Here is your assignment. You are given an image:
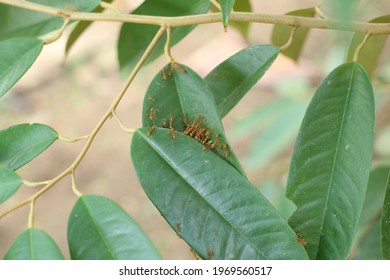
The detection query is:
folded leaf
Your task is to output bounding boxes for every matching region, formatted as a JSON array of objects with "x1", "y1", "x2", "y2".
[
  {"x1": 142, "y1": 63, "x2": 245, "y2": 175},
  {"x1": 67, "y1": 195, "x2": 161, "y2": 260},
  {"x1": 0, "y1": 37, "x2": 43, "y2": 98},
  {"x1": 4, "y1": 228, "x2": 64, "y2": 260},
  {"x1": 0, "y1": 123, "x2": 58, "y2": 170},
  {"x1": 131, "y1": 128, "x2": 308, "y2": 259},
  {"x1": 220, "y1": 0, "x2": 236, "y2": 27},
  {"x1": 287, "y1": 62, "x2": 375, "y2": 259}
]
